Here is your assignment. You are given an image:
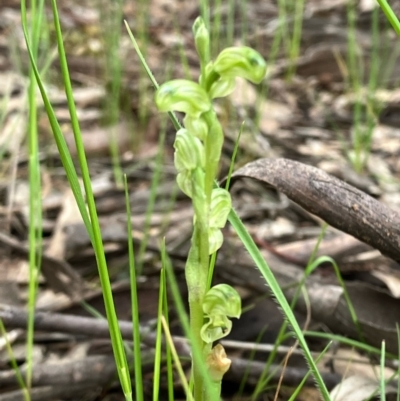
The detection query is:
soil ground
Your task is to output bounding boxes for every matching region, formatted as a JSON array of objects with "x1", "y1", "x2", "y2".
[{"x1": 1, "y1": 1, "x2": 400, "y2": 400}]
